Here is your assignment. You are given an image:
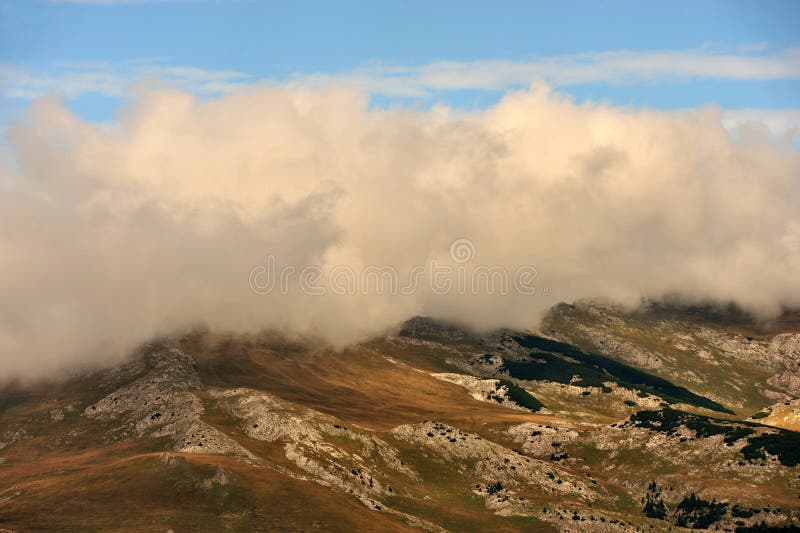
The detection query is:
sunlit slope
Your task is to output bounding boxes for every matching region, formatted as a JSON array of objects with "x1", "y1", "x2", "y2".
[{"x1": 1, "y1": 307, "x2": 798, "y2": 531}]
